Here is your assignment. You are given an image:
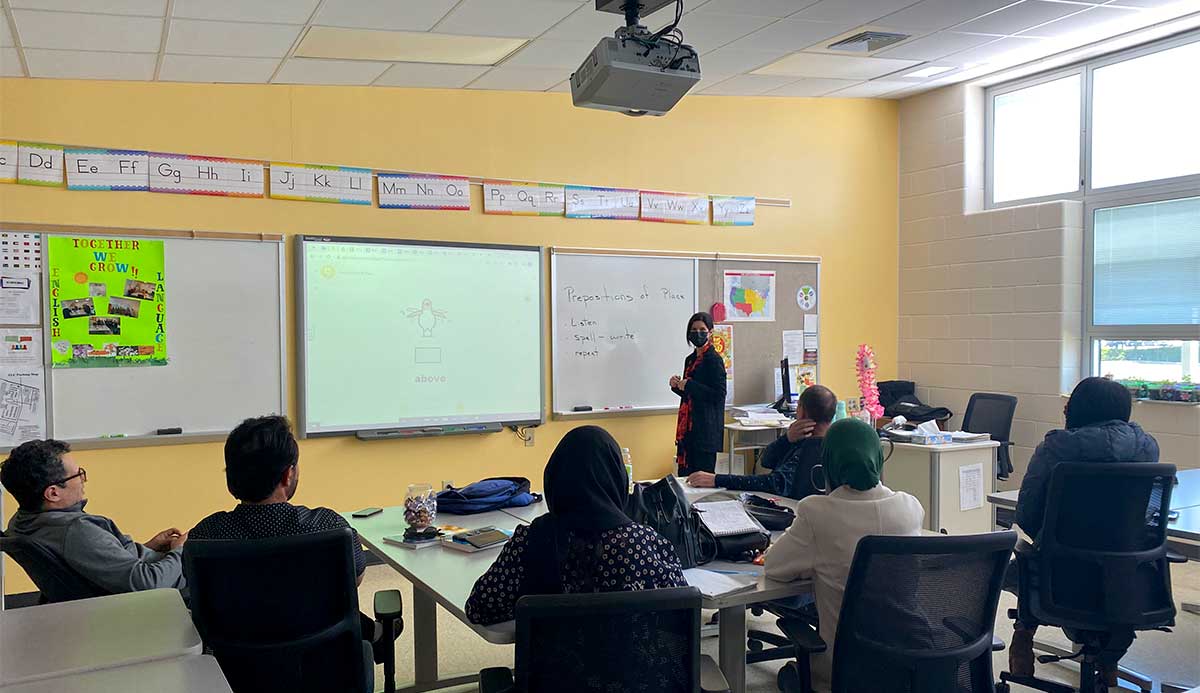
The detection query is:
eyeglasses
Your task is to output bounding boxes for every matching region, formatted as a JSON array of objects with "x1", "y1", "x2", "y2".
[{"x1": 50, "y1": 467, "x2": 87, "y2": 487}]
